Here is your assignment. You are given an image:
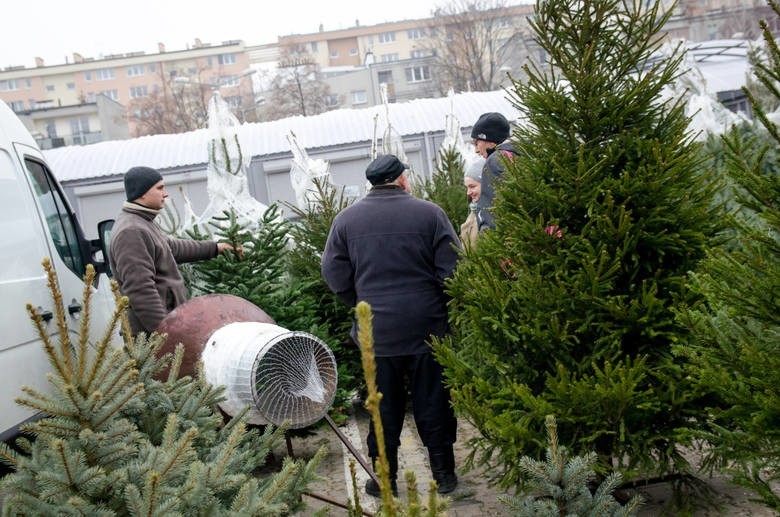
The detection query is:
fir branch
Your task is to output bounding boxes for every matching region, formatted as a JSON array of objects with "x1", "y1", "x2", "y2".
[
  {"x1": 166, "y1": 343, "x2": 185, "y2": 383},
  {"x1": 42, "y1": 259, "x2": 75, "y2": 378},
  {"x1": 261, "y1": 460, "x2": 300, "y2": 505},
  {"x1": 92, "y1": 382, "x2": 144, "y2": 429},
  {"x1": 356, "y1": 301, "x2": 397, "y2": 515},
  {"x1": 26, "y1": 303, "x2": 69, "y2": 383},
  {"x1": 76, "y1": 264, "x2": 96, "y2": 383}
]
